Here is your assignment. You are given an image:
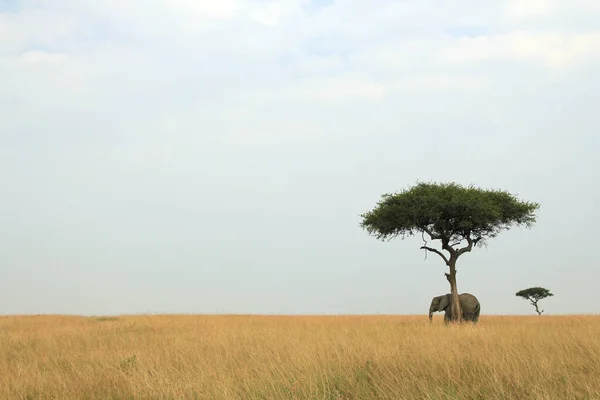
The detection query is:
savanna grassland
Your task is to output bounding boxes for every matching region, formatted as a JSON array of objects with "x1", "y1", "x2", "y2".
[{"x1": 1, "y1": 315, "x2": 599, "y2": 399}]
